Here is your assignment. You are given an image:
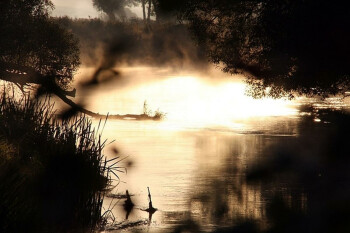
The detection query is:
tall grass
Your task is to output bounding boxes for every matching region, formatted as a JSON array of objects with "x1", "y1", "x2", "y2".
[
  {"x1": 0, "y1": 93, "x2": 113, "y2": 232},
  {"x1": 142, "y1": 100, "x2": 165, "y2": 120}
]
